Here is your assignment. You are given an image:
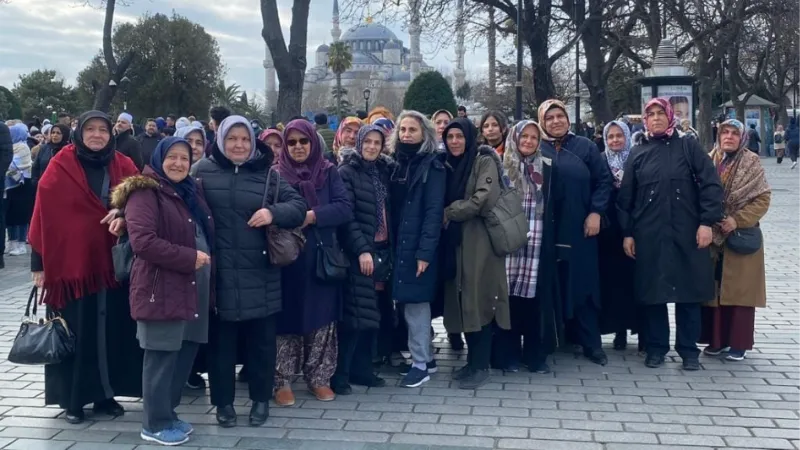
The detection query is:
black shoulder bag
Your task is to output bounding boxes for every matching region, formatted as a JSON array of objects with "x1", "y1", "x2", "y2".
[
  {"x1": 8, "y1": 287, "x2": 75, "y2": 365},
  {"x1": 312, "y1": 227, "x2": 349, "y2": 282}
]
